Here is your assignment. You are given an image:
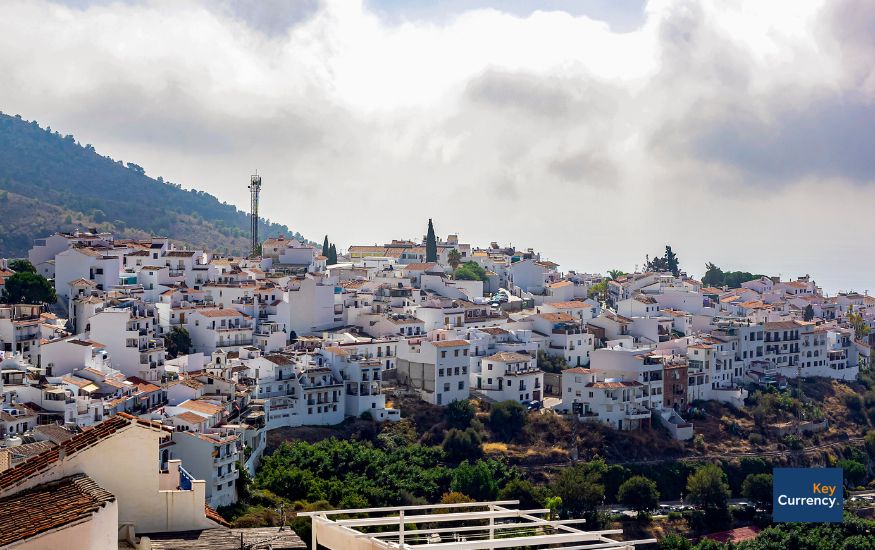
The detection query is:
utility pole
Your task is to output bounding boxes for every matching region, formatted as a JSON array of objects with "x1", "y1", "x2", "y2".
[{"x1": 248, "y1": 172, "x2": 262, "y2": 257}]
